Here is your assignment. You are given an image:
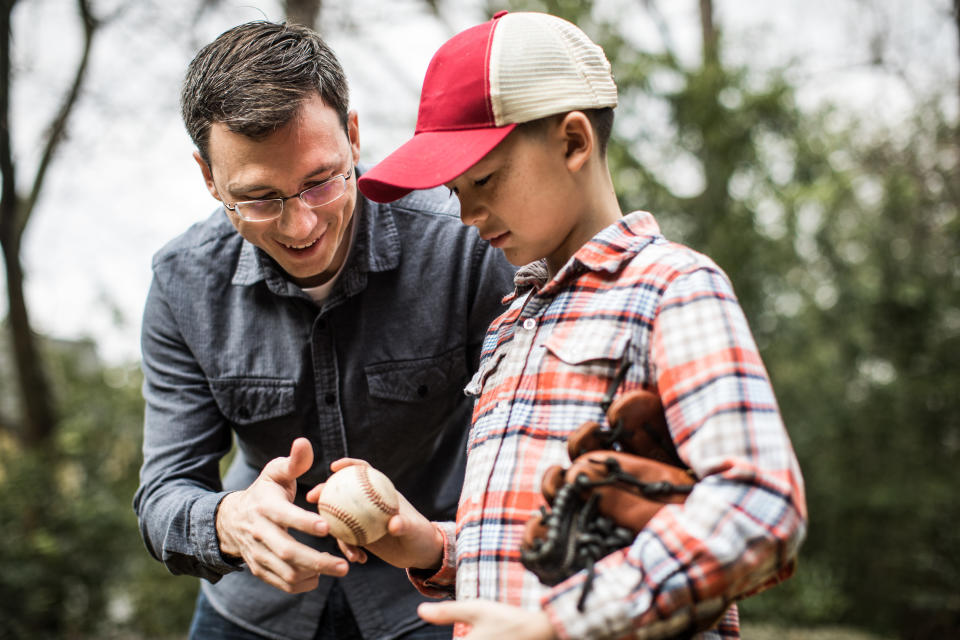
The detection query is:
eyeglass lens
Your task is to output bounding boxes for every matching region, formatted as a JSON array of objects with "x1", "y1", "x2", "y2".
[{"x1": 235, "y1": 175, "x2": 348, "y2": 221}]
